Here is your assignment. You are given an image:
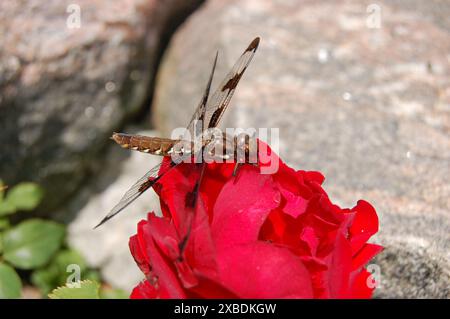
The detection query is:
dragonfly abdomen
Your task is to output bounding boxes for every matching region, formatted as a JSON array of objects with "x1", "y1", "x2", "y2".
[{"x1": 111, "y1": 133, "x2": 185, "y2": 156}]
